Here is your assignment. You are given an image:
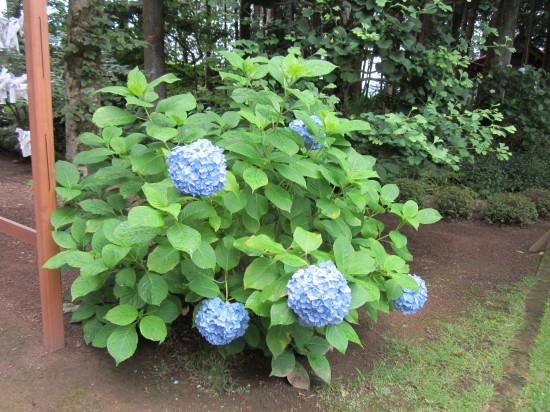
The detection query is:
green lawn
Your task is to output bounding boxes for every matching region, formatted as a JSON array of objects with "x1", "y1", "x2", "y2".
[
  {"x1": 515, "y1": 300, "x2": 550, "y2": 411},
  {"x1": 318, "y1": 277, "x2": 539, "y2": 412}
]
